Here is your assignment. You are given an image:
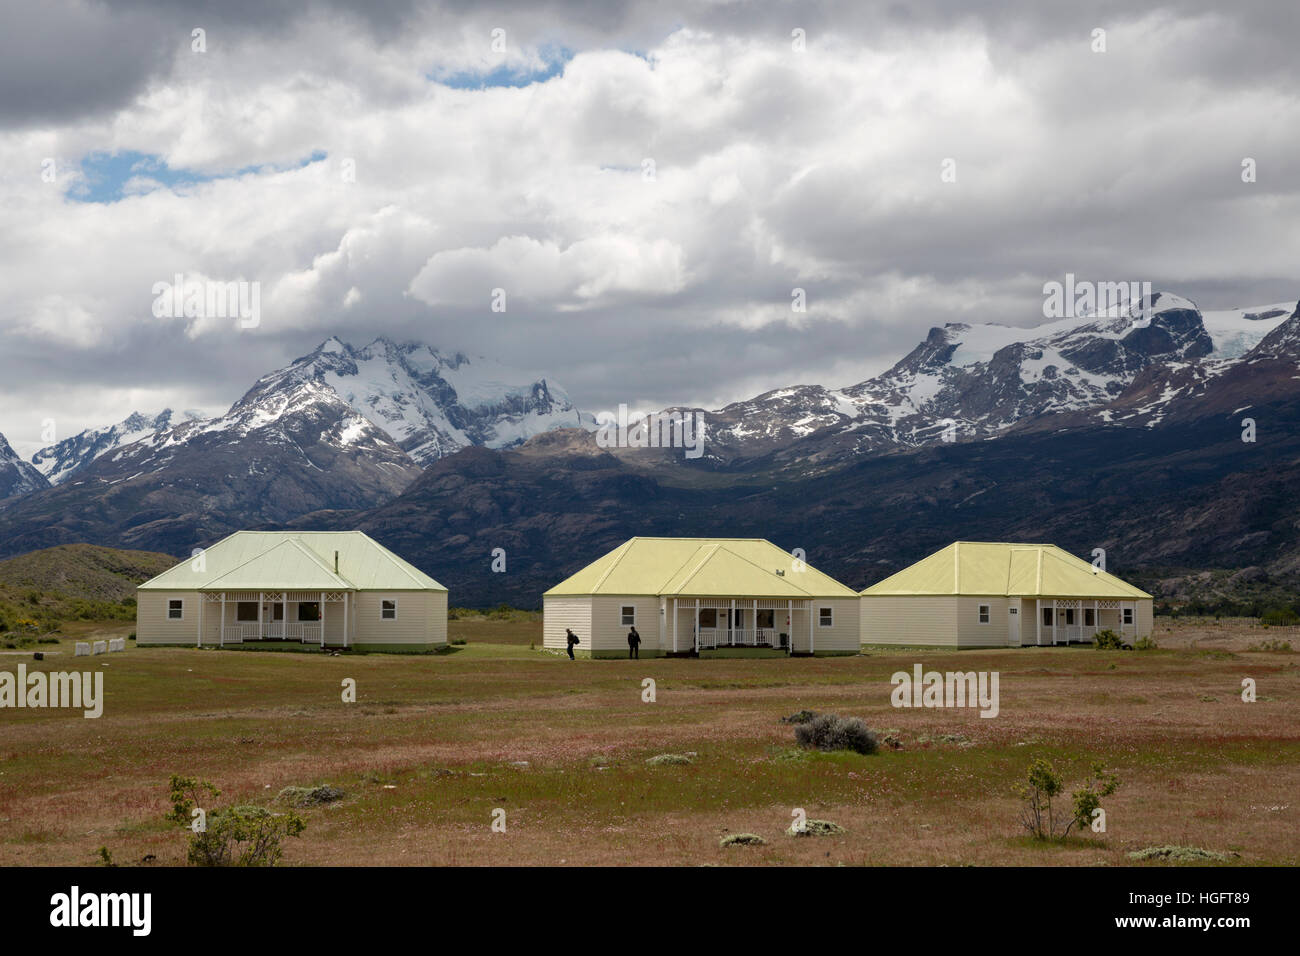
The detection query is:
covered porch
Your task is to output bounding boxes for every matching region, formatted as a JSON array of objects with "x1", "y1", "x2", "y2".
[
  {"x1": 1032, "y1": 597, "x2": 1140, "y2": 645},
  {"x1": 663, "y1": 597, "x2": 817, "y2": 655},
  {"x1": 199, "y1": 590, "x2": 353, "y2": 647}
]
